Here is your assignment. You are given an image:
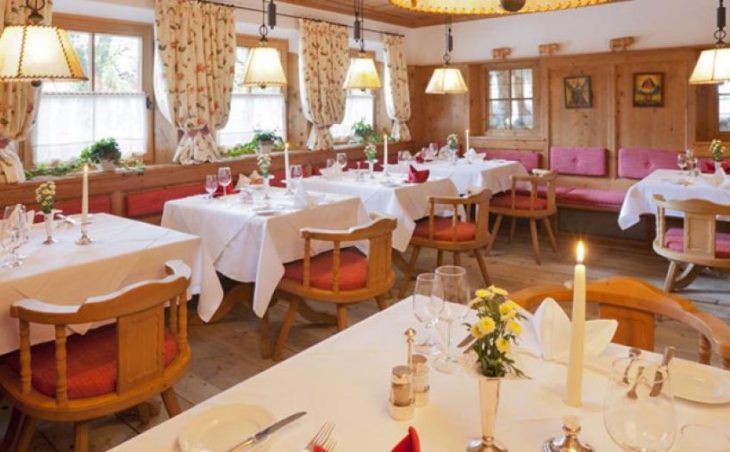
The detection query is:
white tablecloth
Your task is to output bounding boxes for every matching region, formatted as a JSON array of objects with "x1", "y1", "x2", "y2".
[
  {"x1": 618, "y1": 170, "x2": 730, "y2": 230},
  {"x1": 301, "y1": 174, "x2": 459, "y2": 252},
  {"x1": 112, "y1": 299, "x2": 730, "y2": 452},
  {"x1": 390, "y1": 158, "x2": 528, "y2": 194},
  {"x1": 0, "y1": 214, "x2": 222, "y2": 355},
  {"x1": 161, "y1": 189, "x2": 370, "y2": 317}
]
